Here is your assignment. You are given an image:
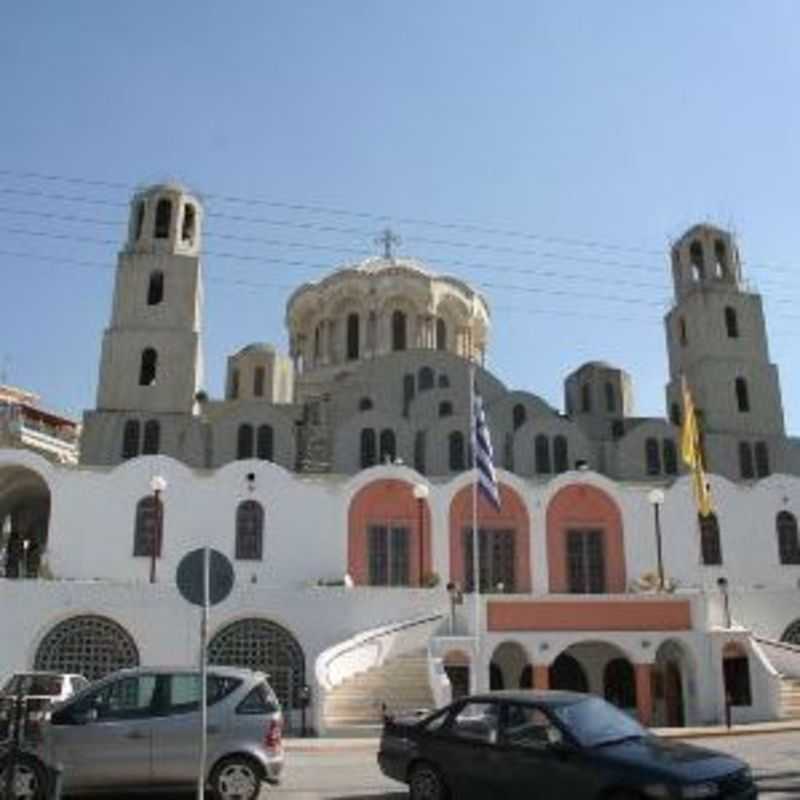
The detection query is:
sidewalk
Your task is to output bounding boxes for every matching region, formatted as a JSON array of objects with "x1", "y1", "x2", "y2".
[{"x1": 285, "y1": 719, "x2": 800, "y2": 751}]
